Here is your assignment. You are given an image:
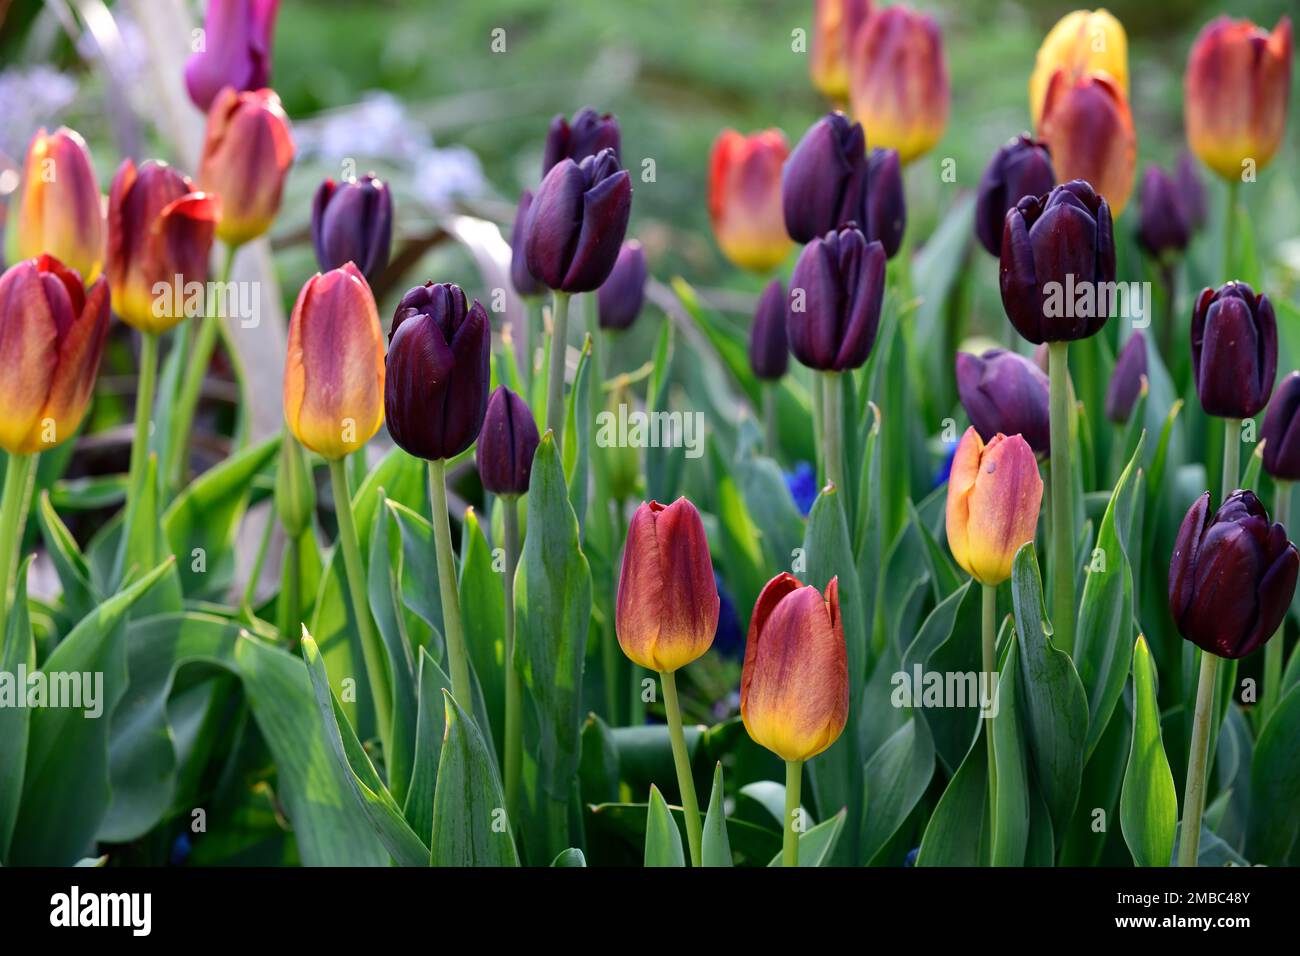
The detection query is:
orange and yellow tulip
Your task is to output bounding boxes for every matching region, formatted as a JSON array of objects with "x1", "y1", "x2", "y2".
[
  {"x1": 945, "y1": 427, "x2": 1043, "y2": 587},
  {"x1": 1028, "y1": 9, "x2": 1128, "y2": 128},
  {"x1": 1038, "y1": 72, "x2": 1136, "y2": 215},
  {"x1": 16, "y1": 128, "x2": 104, "y2": 282},
  {"x1": 198, "y1": 87, "x2": 295, "y2": 247},
  {"x1": 810, "y1": 0, "x2": 873, "y2": 103},
  {"x1": 283, "y1": 263, "x2": 385, "y2": 460},
  {"x1": 708, "y1": 129, "x2": 792, "y2": 273}
]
